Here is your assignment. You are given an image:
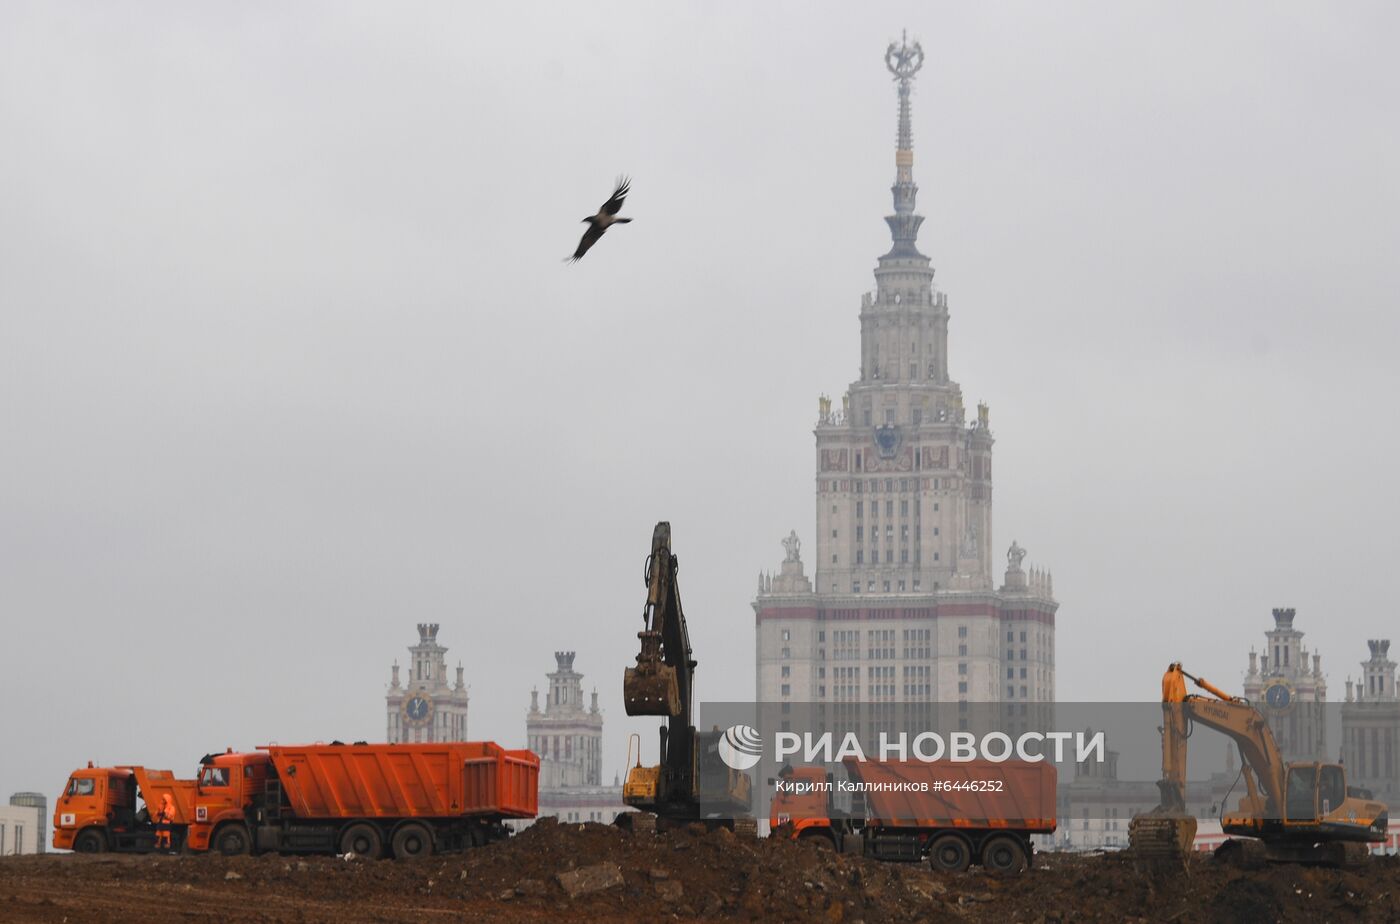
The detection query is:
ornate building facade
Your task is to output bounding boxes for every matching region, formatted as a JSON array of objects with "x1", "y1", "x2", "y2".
[
  {"x1": 754, "y1": 34, "x2": 1058, "y2": 717},
  {"x1": 1342, "y1": 639, "x2": 1399, "y2": 803},
  {"x1": 1242, "y1": 608, "x2": 1327, "y2": 762},
  {"x1": 525, "y1": 652, "x2": 626, "y2": 824},
  {"x1": 385, "y1": 623, "x2": 470, "y2": 743}
]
